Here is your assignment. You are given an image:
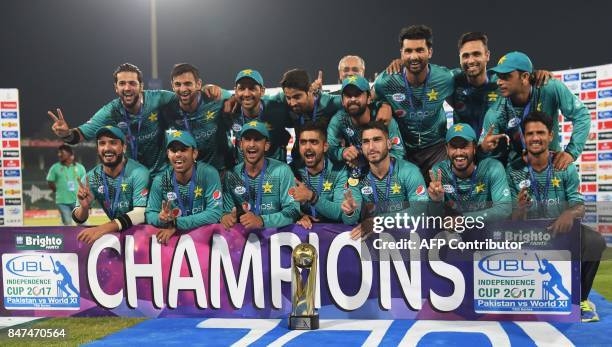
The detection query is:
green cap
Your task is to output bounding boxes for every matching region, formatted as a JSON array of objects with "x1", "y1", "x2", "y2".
[
  {"x1": 240, "y1": 120, "x2": 269, "y2": 139},
  {"x1": 446, "y1": 123, "x2": 477, "y2": 143},
  {"x1": 166, "y1": 129, "x2": 197, "y2": 149},
  {"x1": 341, "y1": 75, "x2": 370, "y2": 93},
  {"x1": 491, "y1": 51, "x2": 533, "y2": 74},
  {"x1": 235, "y1": 69, "x2": 264, "y2": 86},
  {"x1": 96, "y1": 125, "x2": 126, "y2": 143}
]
